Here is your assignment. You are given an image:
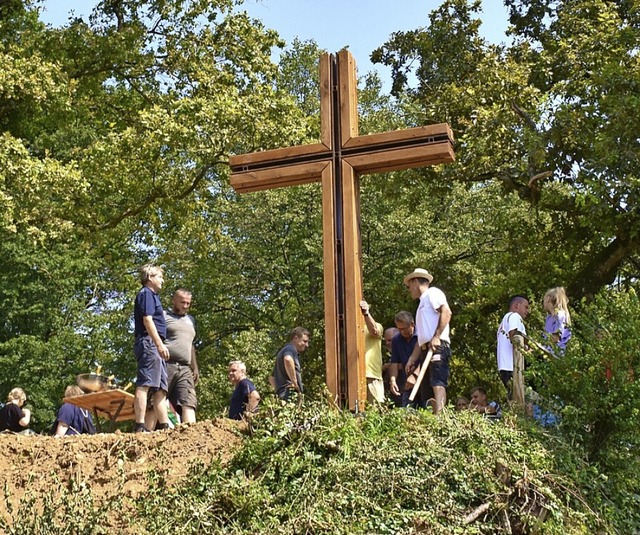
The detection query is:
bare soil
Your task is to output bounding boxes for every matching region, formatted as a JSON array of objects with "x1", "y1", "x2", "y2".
[{"x1": 0, "y1": 419, "x2": 244, "y2": 531}]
